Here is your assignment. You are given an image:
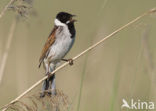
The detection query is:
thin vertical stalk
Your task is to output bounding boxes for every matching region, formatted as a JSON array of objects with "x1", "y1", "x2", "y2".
[
  {"x1": 142, "y1": 26, "x2": 156, "y2": 99},
  {"x1": 0, "y1": 0, "x2": 15, "y2": 19},
  {"x1": 109, "y1": 58, "x2": 121, "y2": 111},
  {"x1": 129, "y1": 32, "x2": 144, "y2": 100},
  {"x1": 0, "y1": 19, "x2": 17, "y2": 84},
  {"x1": 76, "y1": 54, "x2": 88, "y2": 111}
]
